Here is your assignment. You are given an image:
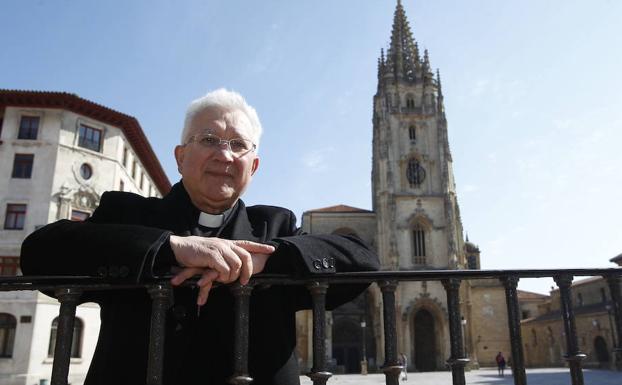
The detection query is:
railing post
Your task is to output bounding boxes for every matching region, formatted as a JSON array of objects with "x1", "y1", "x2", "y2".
[
  {"x1": 606, "y1": 275, "x2": 622, "y2": 370},
  {"x1": 442, "y1": 278, "x2": 468, "y2": 385},
  {"x1": 51, "y1": 288, "x2": 82, "y2": 385},
  {"x1": 379, "y1": 280, "x2": 401, "y2": 385},
  {"x1": 146, "y1": 283, "x2": 173, "y2": 385},
  {"x1": 500, "y1": 276, "x2": 527, "y2": 385},
  {"x1": 229, "y1": 283, "x2": 254, "y2": 385},
  {"x1": 553, "y1": 274, "x2": 586, "y2": 385},
  {"x1": 306, "y1": 281, "x2": 332, "y2": 385}
]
